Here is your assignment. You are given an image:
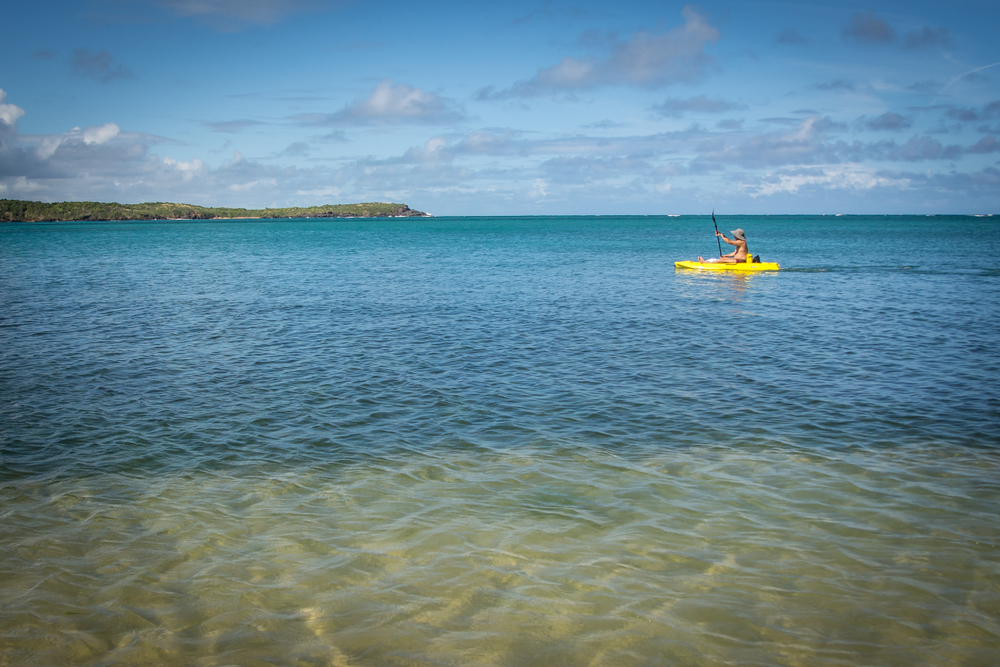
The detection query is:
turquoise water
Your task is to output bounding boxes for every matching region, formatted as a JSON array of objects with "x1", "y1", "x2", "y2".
[{"x1": 1, "y1": 215, "x2": 998, "y2": 666}]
